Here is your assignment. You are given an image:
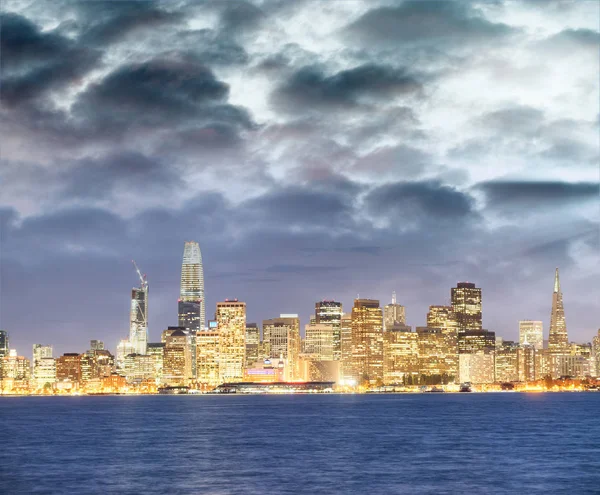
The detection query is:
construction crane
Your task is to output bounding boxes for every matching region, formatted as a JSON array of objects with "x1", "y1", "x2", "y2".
[{"x1": 132, "y1": 260, "x2": 148, "y2": 291}]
